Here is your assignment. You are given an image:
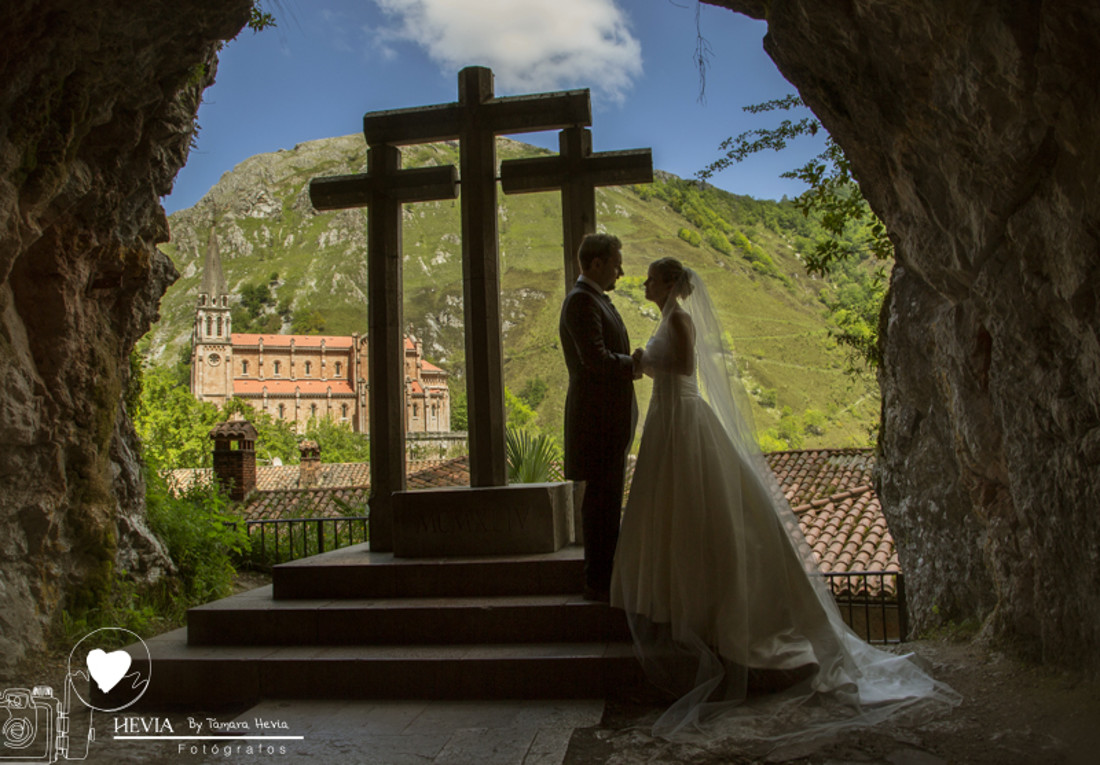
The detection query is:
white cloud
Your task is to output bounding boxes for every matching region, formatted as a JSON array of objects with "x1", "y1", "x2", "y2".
[{"x1": 371, "y1": 0, "x2": 642, "y2": 103}]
